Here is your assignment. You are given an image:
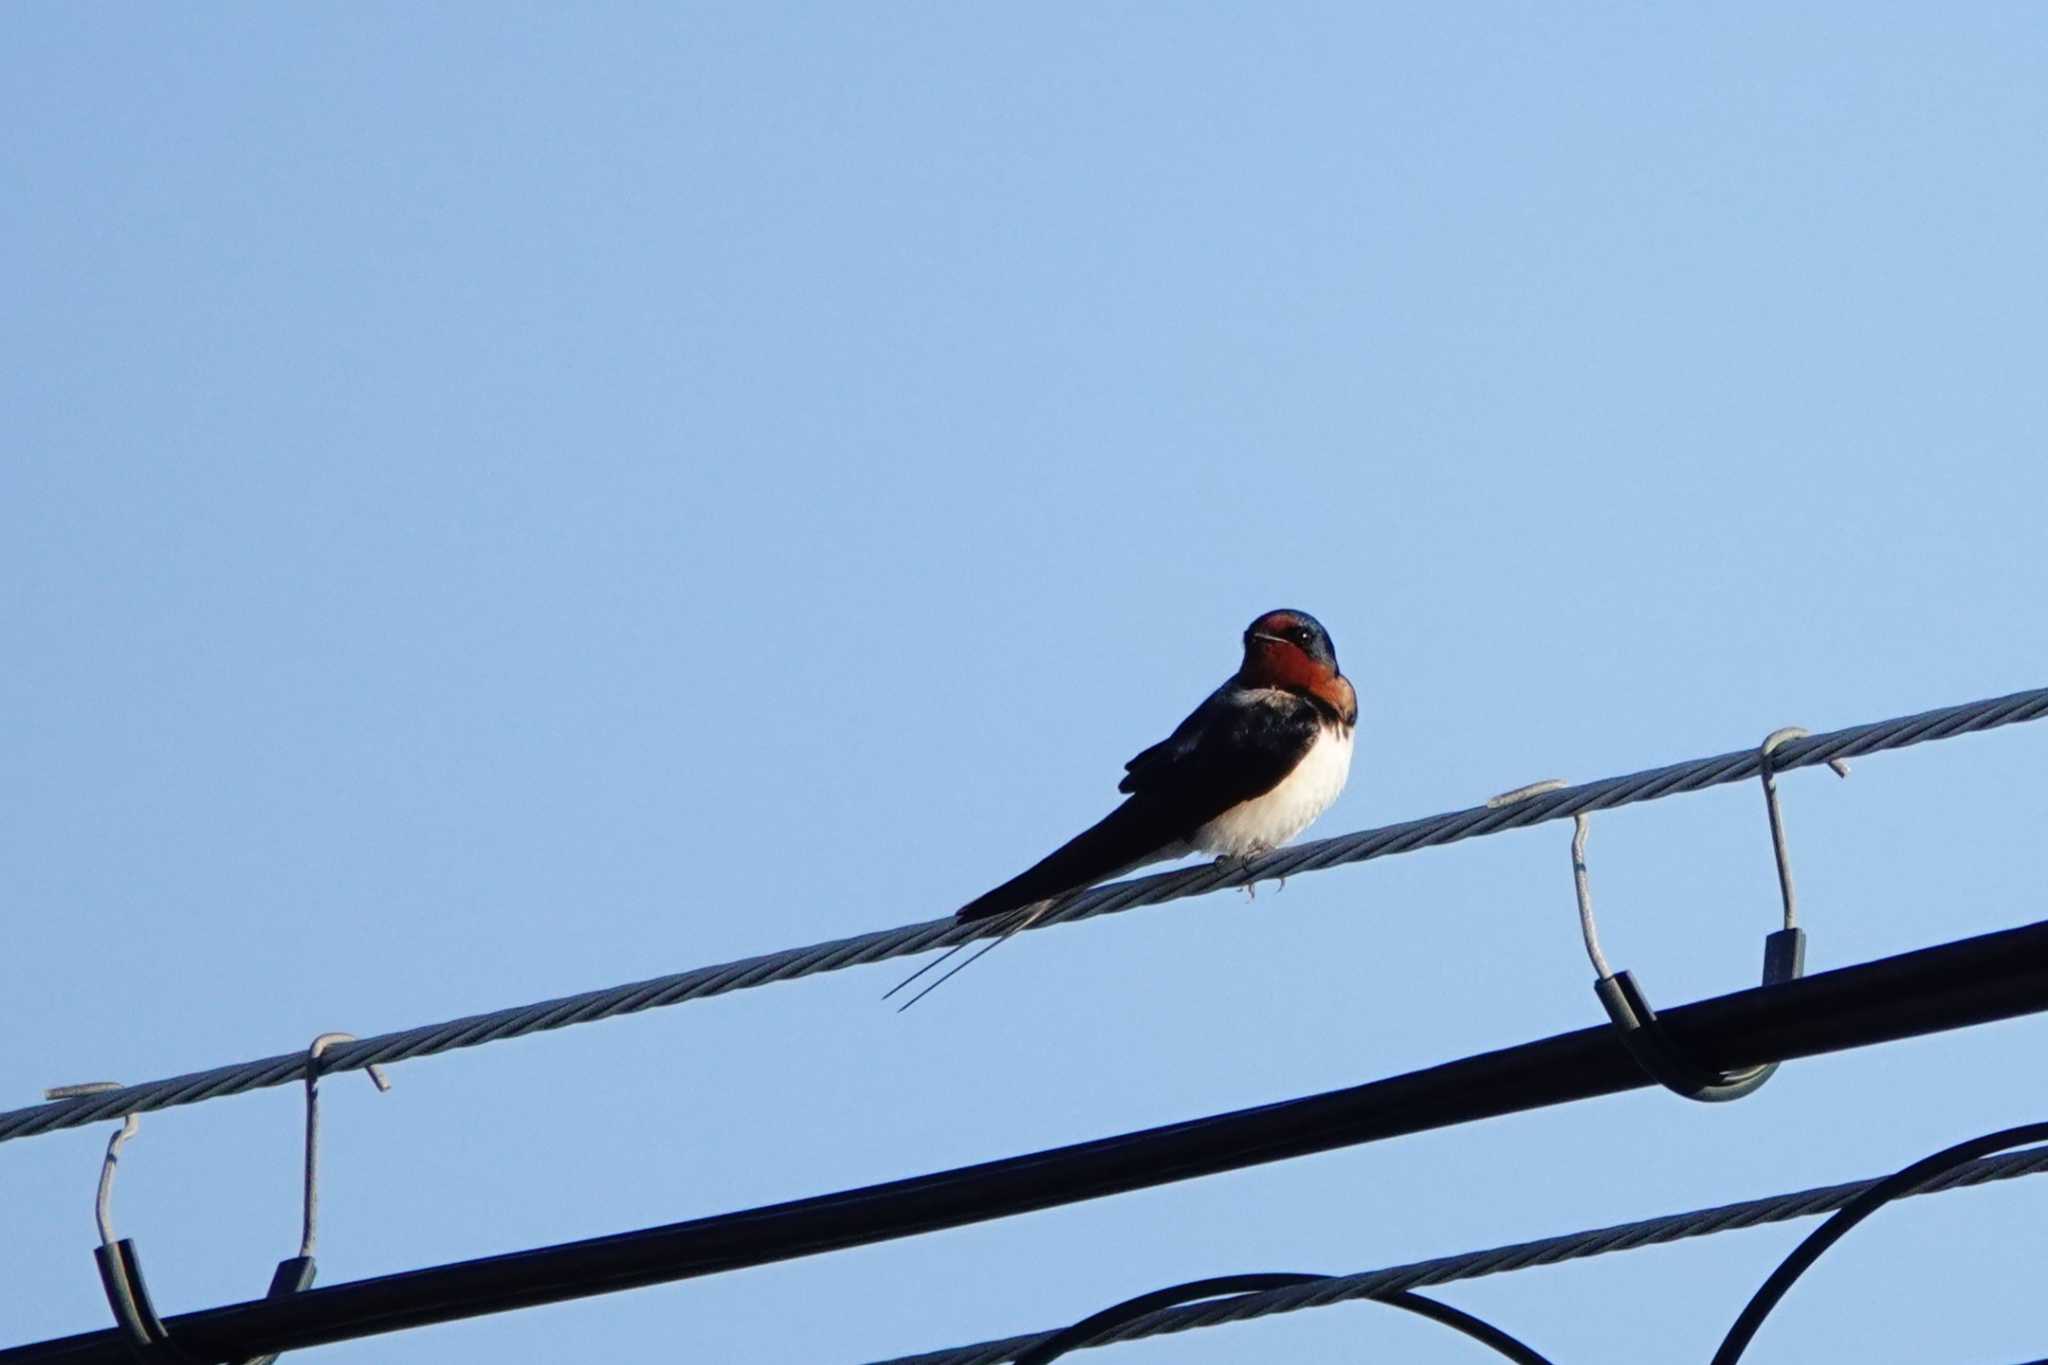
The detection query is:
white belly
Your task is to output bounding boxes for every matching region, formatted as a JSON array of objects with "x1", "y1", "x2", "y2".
[{"x1": 1192, "y1": 724, "x2": 1353, "y2": 858}]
